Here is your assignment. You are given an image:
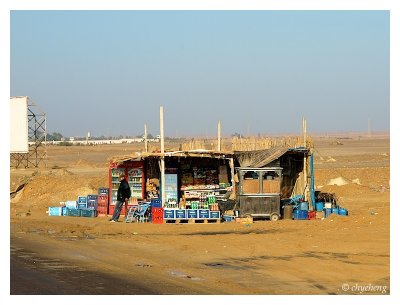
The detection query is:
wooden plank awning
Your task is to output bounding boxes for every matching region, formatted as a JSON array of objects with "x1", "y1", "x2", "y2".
[{"x1": 110, "y1": 149, "x2": 236, "y2": 164}]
